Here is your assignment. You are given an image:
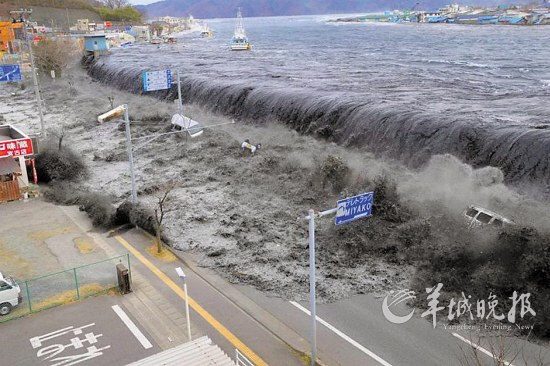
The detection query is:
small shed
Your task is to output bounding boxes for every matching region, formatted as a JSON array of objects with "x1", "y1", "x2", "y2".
[
  {"x1": 84, "y1": 34, "x2": 109, "y2": 52},
  {"x1": 0, "y1": 124, "x2": 34, "y2": 203}
]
